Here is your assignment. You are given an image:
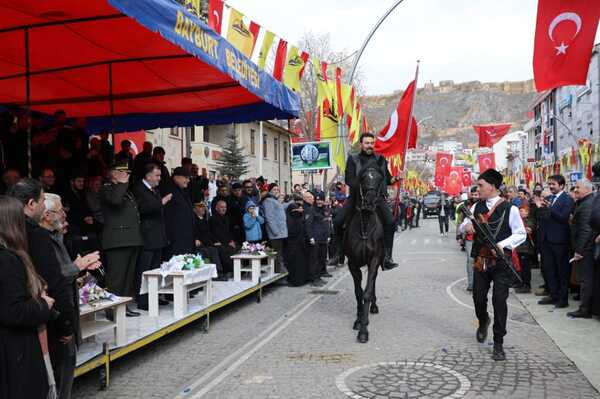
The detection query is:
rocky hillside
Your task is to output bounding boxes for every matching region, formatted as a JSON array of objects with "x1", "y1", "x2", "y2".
[{"x1": 362, "y1": 79, "x2": 538, "y2": 148}]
